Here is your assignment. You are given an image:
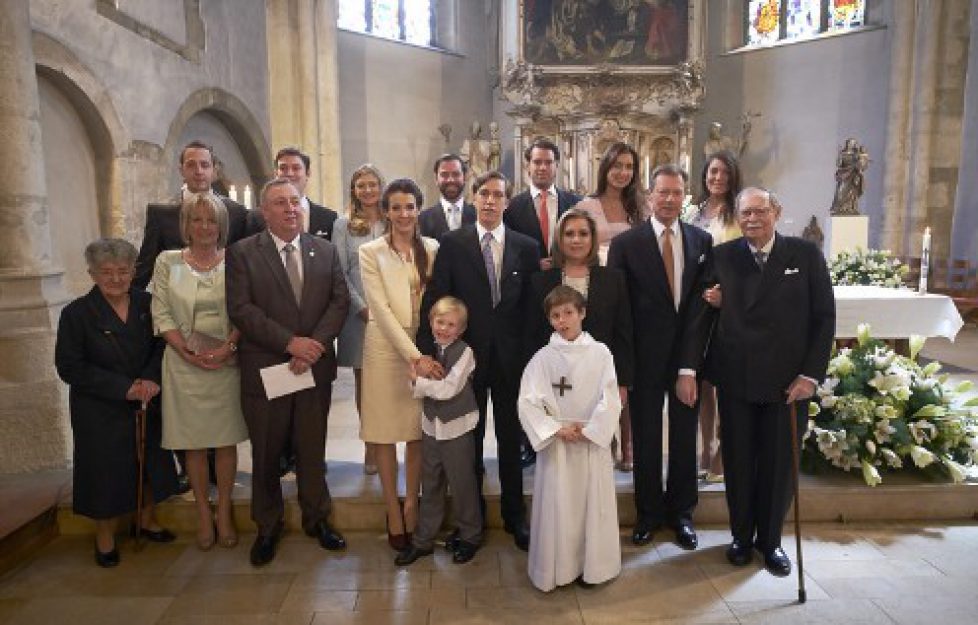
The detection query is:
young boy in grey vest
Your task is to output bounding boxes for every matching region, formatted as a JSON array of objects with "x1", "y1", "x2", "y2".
[{"x1": 395, "y1": 296, "x2": 482, "y2": 566}]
